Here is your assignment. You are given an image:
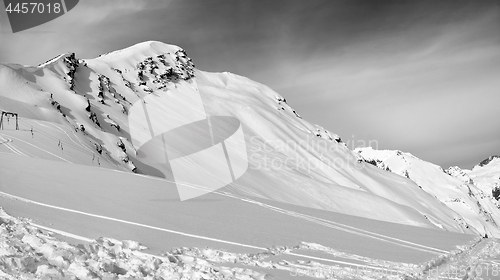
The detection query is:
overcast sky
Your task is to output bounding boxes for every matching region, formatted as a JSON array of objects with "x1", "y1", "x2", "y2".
[{"x1": 1, "y1": 0, "x2": 499, "y2": 169}]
